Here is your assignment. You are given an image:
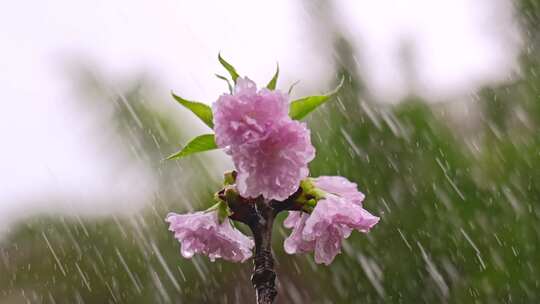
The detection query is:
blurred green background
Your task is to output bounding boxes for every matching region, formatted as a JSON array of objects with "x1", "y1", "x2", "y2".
[{"x1": 1, "y1": 1, "x2": 539, "y2": 303}]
